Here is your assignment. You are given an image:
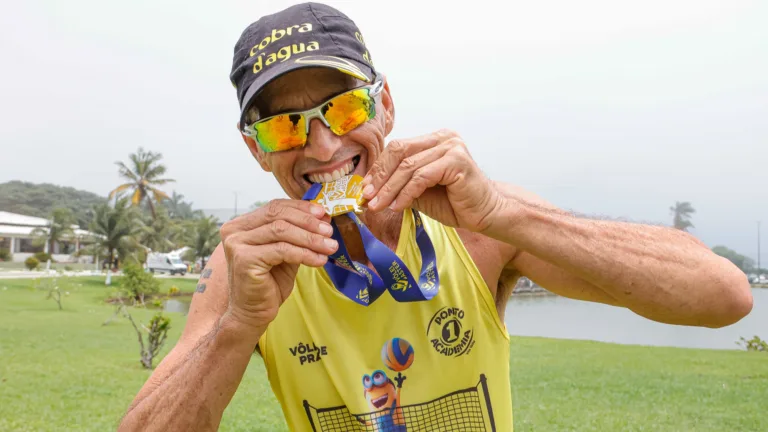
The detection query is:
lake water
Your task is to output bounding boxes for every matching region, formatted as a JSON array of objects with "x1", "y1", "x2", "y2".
[
  {"x1": 505, "y1": 288, "x2": 767, "y2": 350},
  {"x1": 164, "y1": 299, "x2": 191, "y2": 314},
  {"x1": 164, "y1": 289, "x2": 767, "y2": 351}
]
